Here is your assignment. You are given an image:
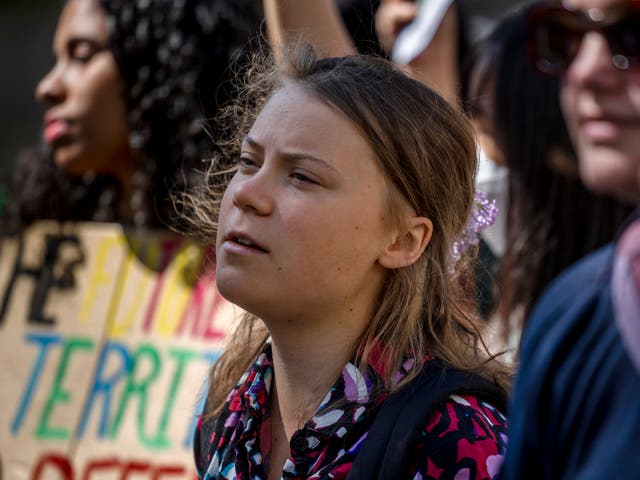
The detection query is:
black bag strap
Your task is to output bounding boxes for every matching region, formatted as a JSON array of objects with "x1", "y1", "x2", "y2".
[{"x1": 346, "y1": 359, "x2": 506, "y2": 480}]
